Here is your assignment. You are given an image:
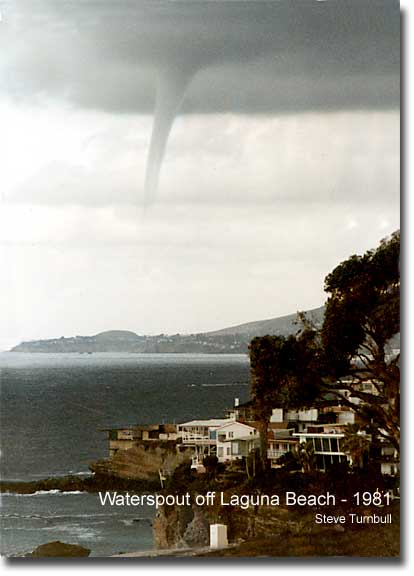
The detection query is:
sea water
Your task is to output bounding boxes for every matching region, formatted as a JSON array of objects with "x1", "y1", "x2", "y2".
[{"x1": 0, "y1": 353, "x2": 249, "y2": 556}]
